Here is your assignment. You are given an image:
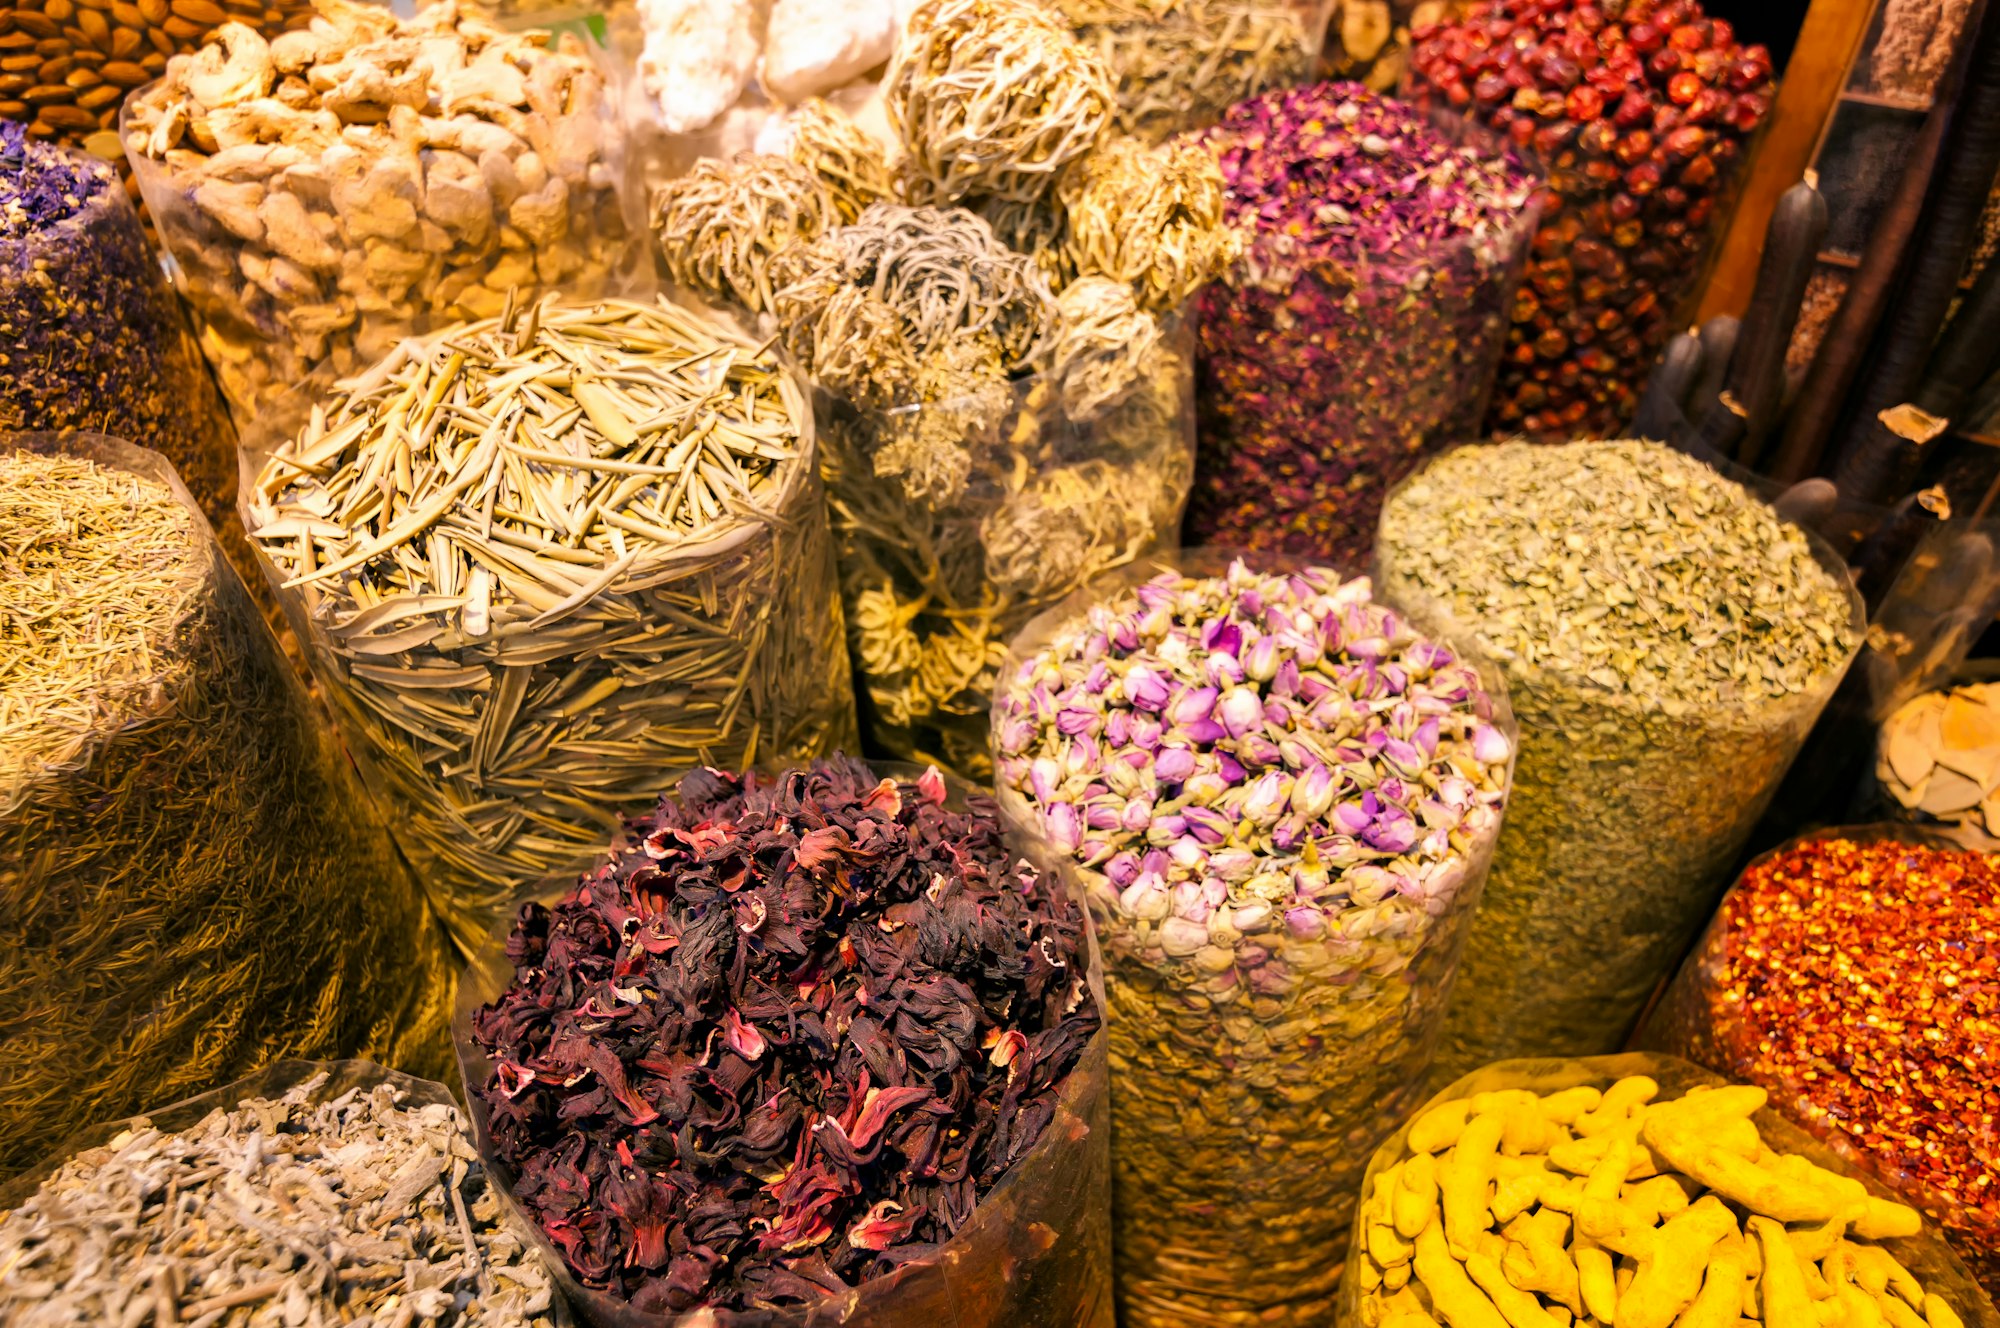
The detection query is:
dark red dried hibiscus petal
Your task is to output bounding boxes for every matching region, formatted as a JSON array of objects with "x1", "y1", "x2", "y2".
[{"x1": 469, "y1": 757, "x2": 1100, "y2": 1311}]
